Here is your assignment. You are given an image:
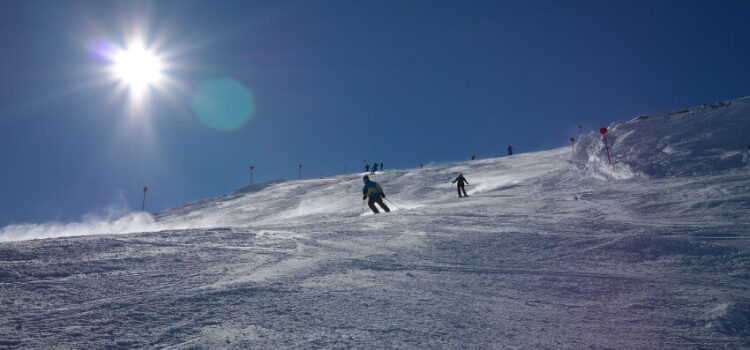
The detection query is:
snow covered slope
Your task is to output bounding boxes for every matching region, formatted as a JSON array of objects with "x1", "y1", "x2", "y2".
[
  {"x1": 0, "y1": 97, "x2": 749, "y2": 349},
  {"x1": 573, "y1": 96, "x2": 750, "y2": 178}
]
